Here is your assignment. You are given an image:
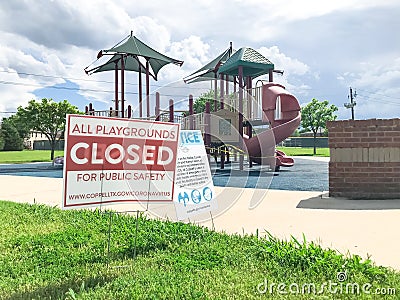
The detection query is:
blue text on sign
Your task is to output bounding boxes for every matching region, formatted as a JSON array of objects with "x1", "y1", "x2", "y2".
[{"x1": 180, "y1": 131, "x2": 202, "y2": 145}]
